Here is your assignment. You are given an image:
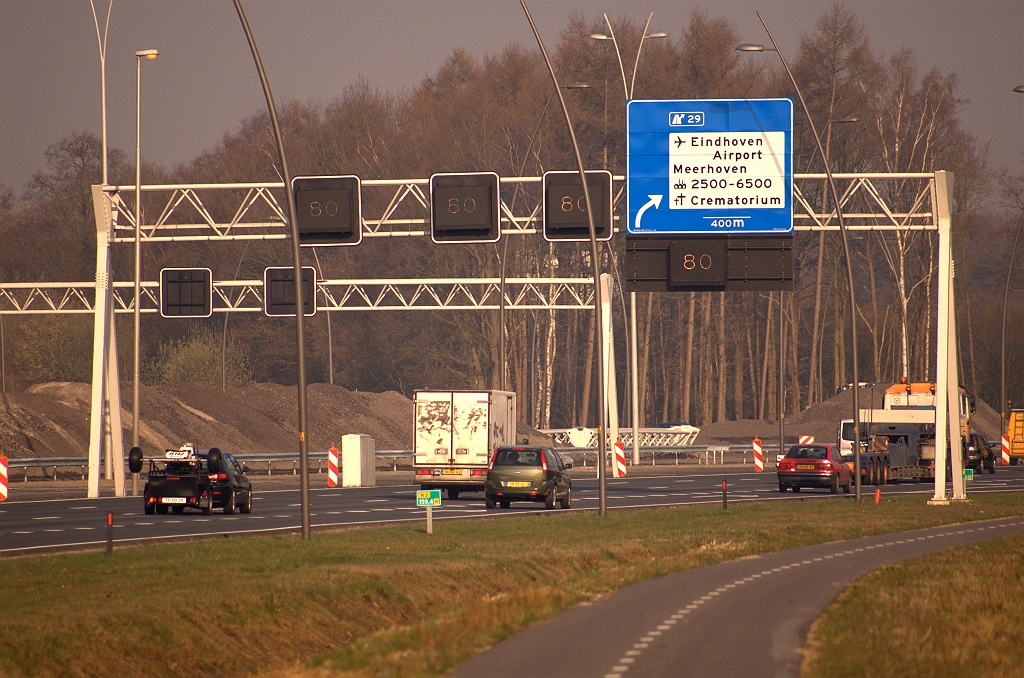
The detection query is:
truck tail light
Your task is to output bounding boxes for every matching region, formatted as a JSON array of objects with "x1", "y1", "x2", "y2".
[
  {"x1": 540, "y1": 449, "x2": 548, "y2": 473},
  {"x1": 470, "y1": 469, "x2": 487, "y2": 477},
  {"x1": 415, "y1": 468, "x2": 431, "y2": 476}
]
